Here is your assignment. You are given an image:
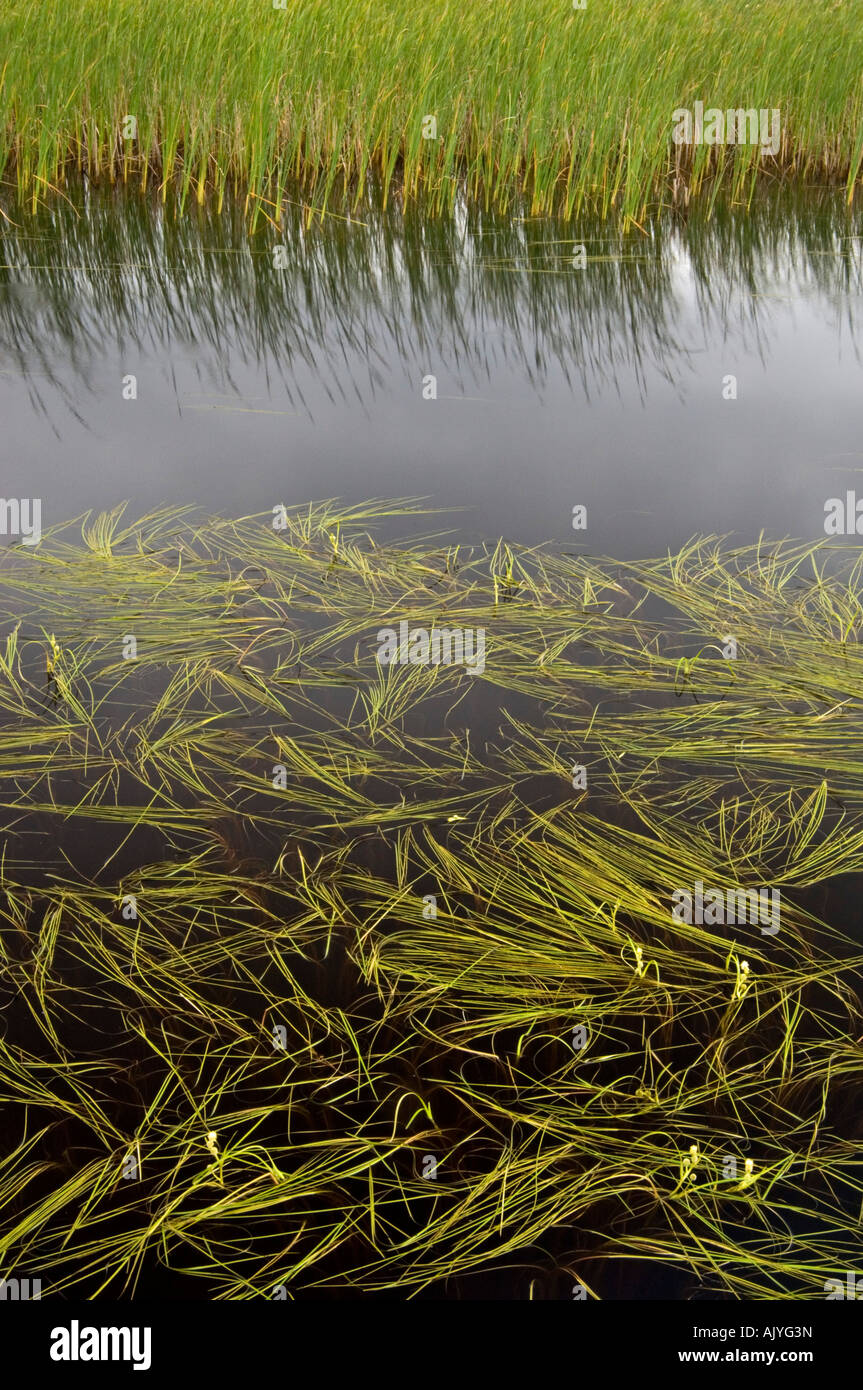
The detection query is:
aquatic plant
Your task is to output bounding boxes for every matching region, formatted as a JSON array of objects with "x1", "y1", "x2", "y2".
[
  {"x1": 0, "y1": 503, "x2": 861, "y2": 1297},
  {"x1": 2, "y1": 1, "x2": 863, "y2": 221}
]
